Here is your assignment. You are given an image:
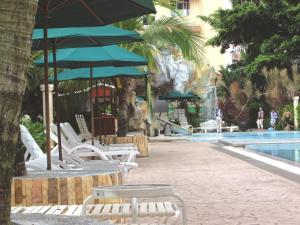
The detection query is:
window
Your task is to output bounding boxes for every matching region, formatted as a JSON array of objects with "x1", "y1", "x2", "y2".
[{"x1": 171, "y1": 0, "x2": 190, "y2": 16}]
